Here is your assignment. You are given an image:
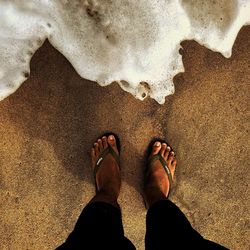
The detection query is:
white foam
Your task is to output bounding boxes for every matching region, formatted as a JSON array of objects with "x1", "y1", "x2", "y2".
[{"x1": 0, "y1": 0, "x2": 249, "y2": 104}]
